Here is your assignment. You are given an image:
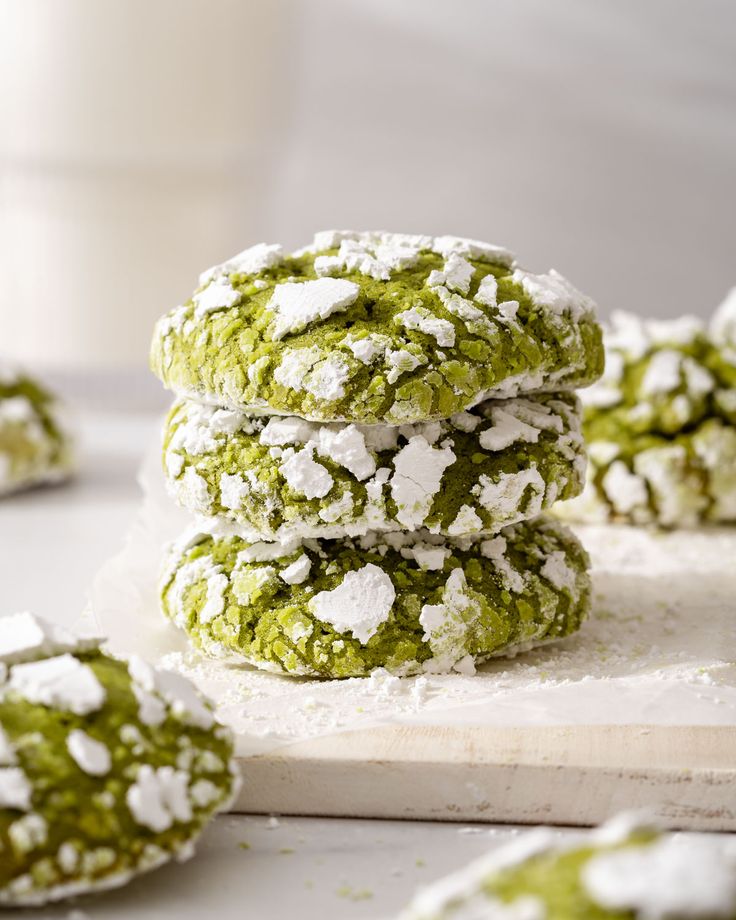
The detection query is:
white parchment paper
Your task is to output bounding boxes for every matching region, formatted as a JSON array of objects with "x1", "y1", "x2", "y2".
[{"x1": 88, "y1": 443, "x2": 736, "y2": 756}]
